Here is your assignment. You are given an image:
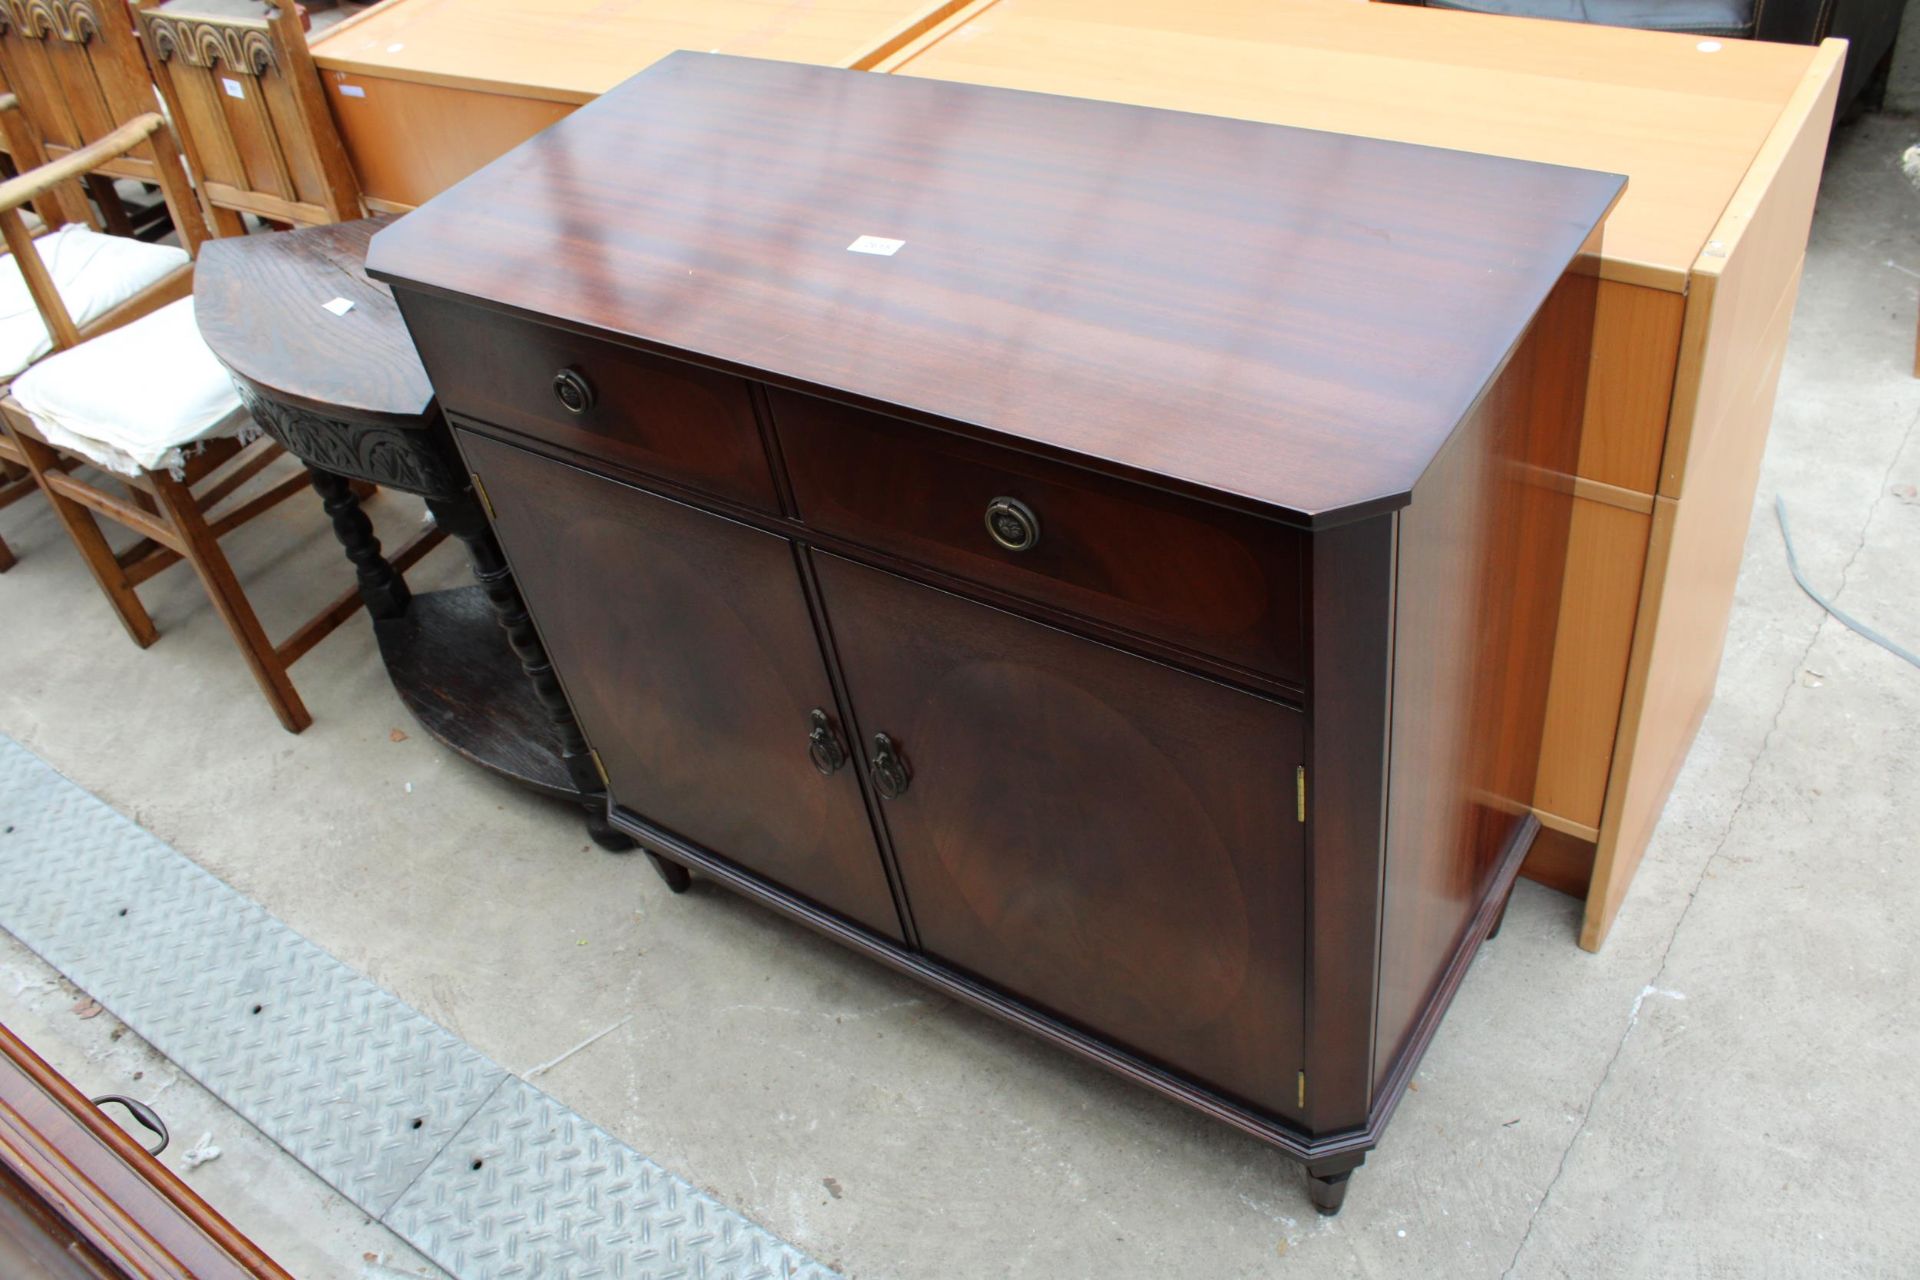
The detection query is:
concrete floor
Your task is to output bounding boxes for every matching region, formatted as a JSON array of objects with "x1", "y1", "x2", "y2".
[{"x1": 3, "y1": 112, "x2": 1919, "y2": 1279}]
